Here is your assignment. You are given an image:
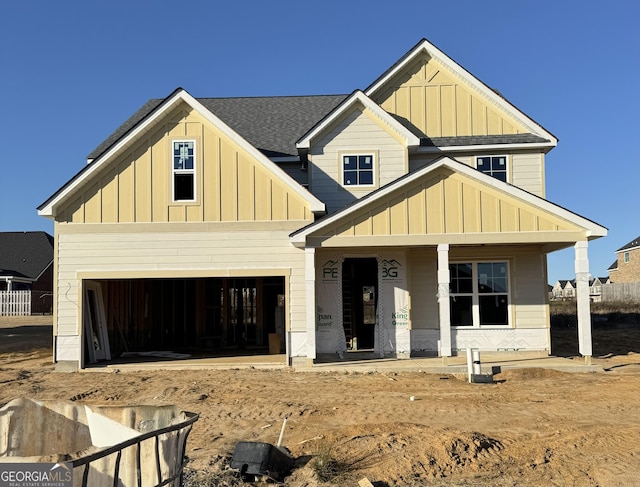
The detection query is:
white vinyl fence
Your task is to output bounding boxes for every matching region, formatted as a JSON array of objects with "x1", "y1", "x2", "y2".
[{"x1": 0, "y1": 290, "x2": 31, "y2": 316}]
